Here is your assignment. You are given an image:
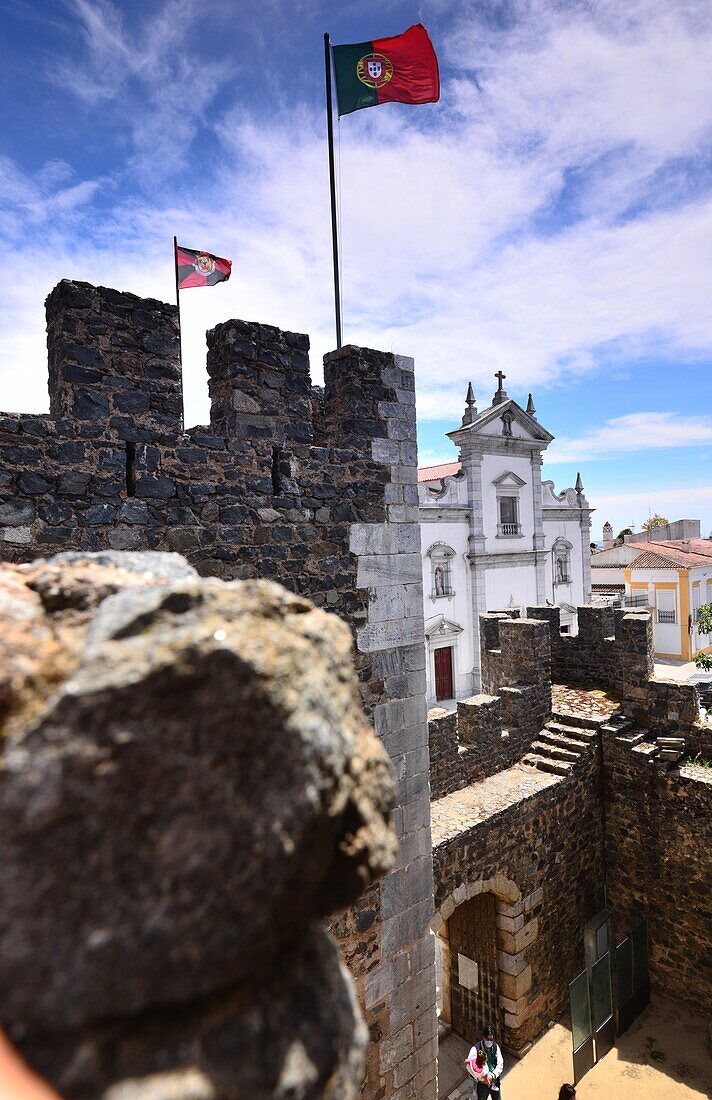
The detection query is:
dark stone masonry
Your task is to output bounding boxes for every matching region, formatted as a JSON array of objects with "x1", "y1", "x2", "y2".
[
  {"x1": 1, "y1": 278, "x2": 710, "y2": 1098},
  {"x1": 428, "y1": 602, "x2": 711, "y2": 1060}
]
